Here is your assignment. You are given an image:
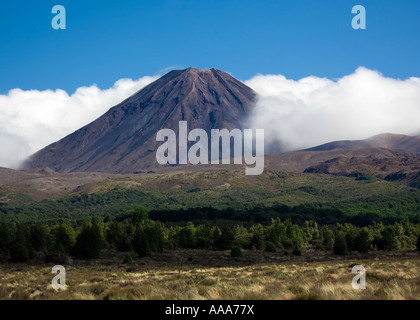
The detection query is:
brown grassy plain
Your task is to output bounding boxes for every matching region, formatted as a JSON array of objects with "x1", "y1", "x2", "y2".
[{"x1": 1, "y1": 249, "x2": 419, "y2": 300}]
